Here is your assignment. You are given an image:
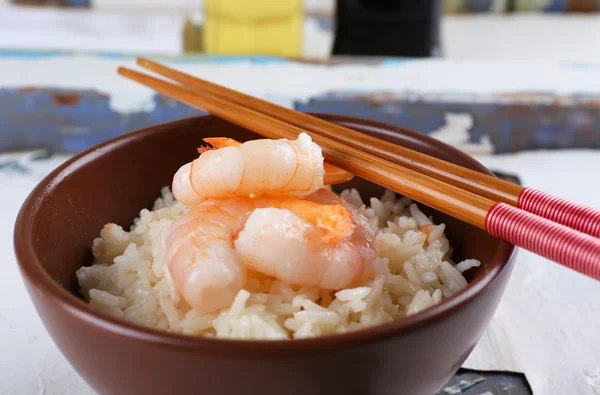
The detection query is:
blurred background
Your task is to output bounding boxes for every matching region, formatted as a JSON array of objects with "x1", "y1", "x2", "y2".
[
  {"x1": 2, "y1": 0, "x2": 600, "y2": 157},
  {"x1": 1, "y1": 0, "x2": 600, "y2": 60}
]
